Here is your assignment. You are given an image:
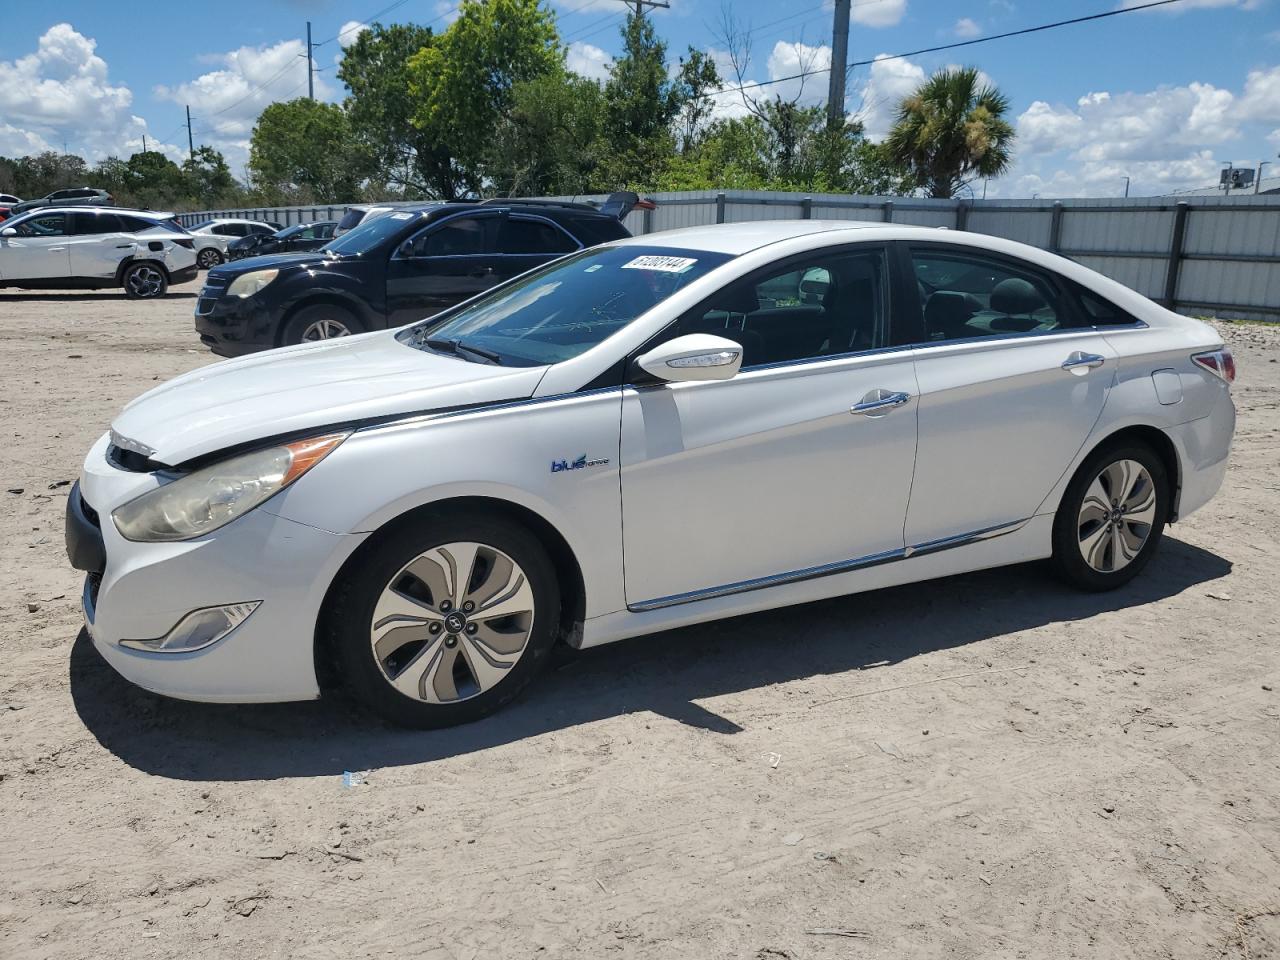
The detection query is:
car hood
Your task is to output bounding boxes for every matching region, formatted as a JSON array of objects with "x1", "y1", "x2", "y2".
[
  {"x1": 207, "y1": 250, "x2": 331, "y2": 277},
  {"x1": 110, "y1": 331, "x2": 547, "y2": 466}
]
